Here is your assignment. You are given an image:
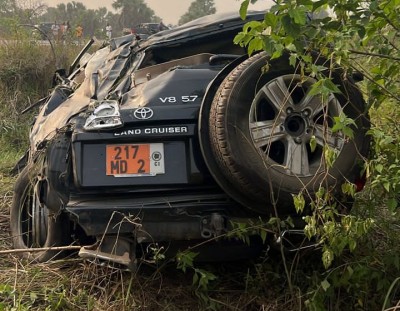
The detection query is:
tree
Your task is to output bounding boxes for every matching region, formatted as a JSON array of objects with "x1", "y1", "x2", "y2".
[
  {"x1": 14, "y1": 0, "x2": 47, "y2": 23},
  {"x1": 236, "y1": 0, "x2": 400, "y2": 109},
  {"x1": 44, "y1": 2, "x2": 88, "y2": 28},
  {"x1": 0, "y1": 0, "x2": 48, "y2": 36},
  {"x1": 178, "y1": 0, "x2": 216, "y2": 25},
  {"x1": 112, "y1": 0, "x2": 160, "y2": 29},
  {"x1": 0, "y1": 0, "x2": 17, "y2": 16},
  {"x1": 40, "y1": 2, "x2": 115, "y2": 37},
  {"x1": 0, "y1": 0, "x2": 46, "y2": 23},
  {"x1": 236, "y1": 0, "x2": 400, "y2": 308}
]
